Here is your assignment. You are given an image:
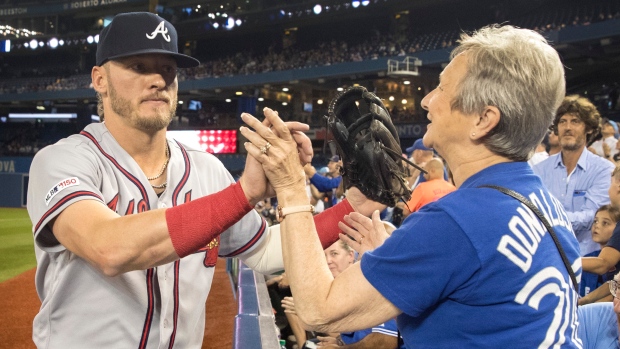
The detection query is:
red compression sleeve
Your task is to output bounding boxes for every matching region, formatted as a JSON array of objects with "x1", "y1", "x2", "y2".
[
  {"x1": 166, "y1": 182, "x2": 254, "y2": 258},
  {"x1": 313, "y1": 199, "x2": 354, "y2": 249}
]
